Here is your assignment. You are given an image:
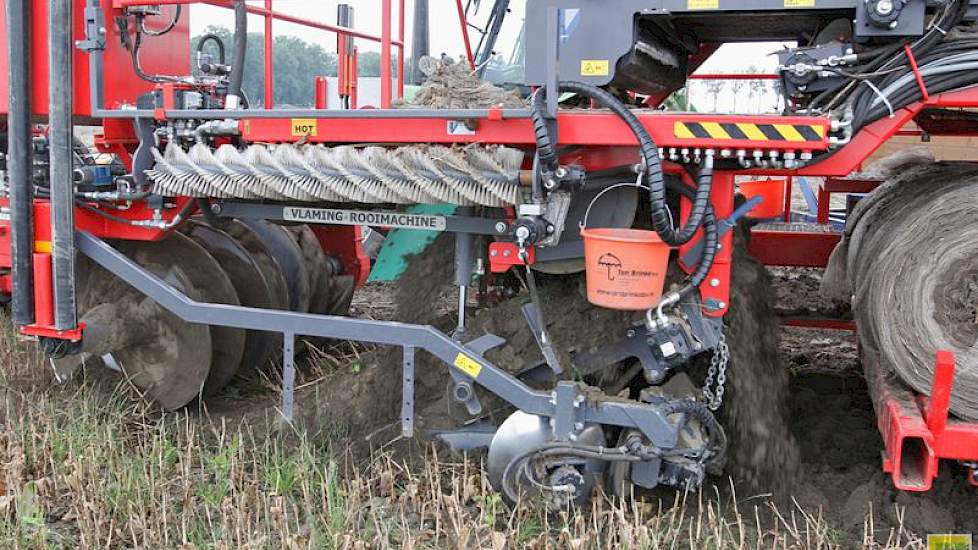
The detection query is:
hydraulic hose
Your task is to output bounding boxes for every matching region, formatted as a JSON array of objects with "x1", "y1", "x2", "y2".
[
  {"x1": 226, "y1": 0, "x2": 247, "y2": 110},
  {"x1": 577, "y1": 165, "x2": 719, "y2": 302},
  {"x1": 670, "y1": 168, "x2": 719, "y2": 299},
  {"x1": 195, "y1": 33, "x2": 227, "y2": 66},
  {"x1": 531, "y1": 81, "x2": 713, "y2": 246},
  {"x1": 658, "y1": 398, "x2": 727, "y2": 461}
]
